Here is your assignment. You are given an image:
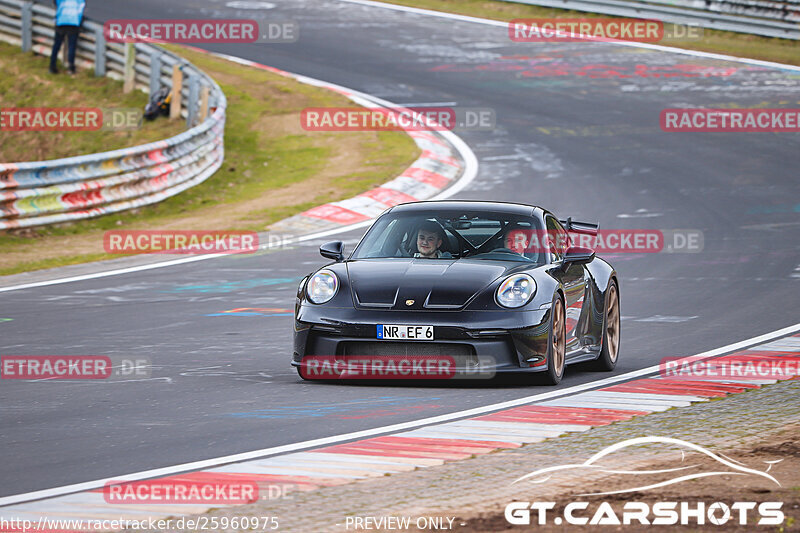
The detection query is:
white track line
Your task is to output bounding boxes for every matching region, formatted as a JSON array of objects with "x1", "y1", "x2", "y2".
[
  {"x1": 0, "y1": 222, "x2": 366, "y2": 294},
  {"x1": 2, "y1": 0, "x2": 797, "y2": 508},
  {"x1": 0, "y1": 72, "x2": 477, "y2": 294},
  {"x1": 3, "y1": 0, "x2": 794, "y2": 293},
  {"x1": 336, "y1": 0, "x2": 800, "y2": 72},
  {"x1": 1, "y1": 322, "x2": 797, "y2": 507}
]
